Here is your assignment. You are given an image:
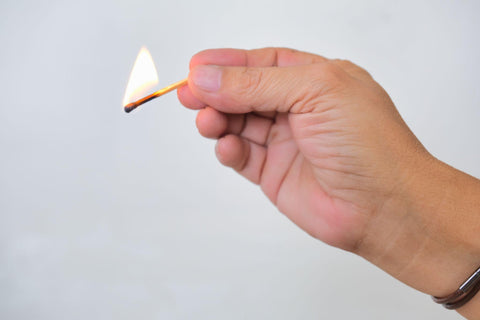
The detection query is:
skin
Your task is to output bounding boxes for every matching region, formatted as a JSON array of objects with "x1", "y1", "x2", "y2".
[{"x1": 177, "y1": 48, "x2": 480, "y2": 319}]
